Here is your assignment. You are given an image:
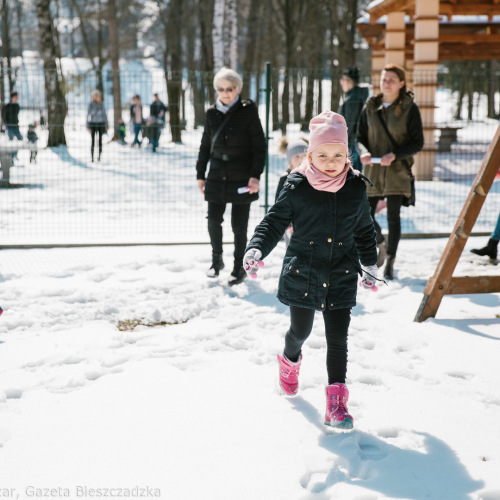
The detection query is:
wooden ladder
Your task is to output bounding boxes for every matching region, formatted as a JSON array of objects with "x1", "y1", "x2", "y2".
[{"x1": 414, "y1": 125, "x2": 500, "y2": 322}]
